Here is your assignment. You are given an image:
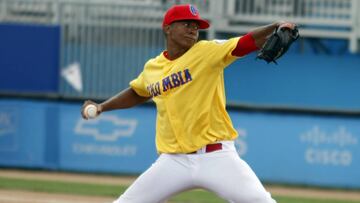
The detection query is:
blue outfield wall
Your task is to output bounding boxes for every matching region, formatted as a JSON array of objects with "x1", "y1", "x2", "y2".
[
  {"x1": 225, "y1": 52, "x2": 360, "y2": 111},
  {"x1": 0, "y1": 23, "x2": 60, "y2": 93},
  {"x1": 0, "y1": 99, "x2": 157, "y2": 173},
  {"x1": 0, "y1": 23, "x2": 359, "y2": 111},
  {"x1": 0, "y1": 99, "x2": 359, "y2": 188}
]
